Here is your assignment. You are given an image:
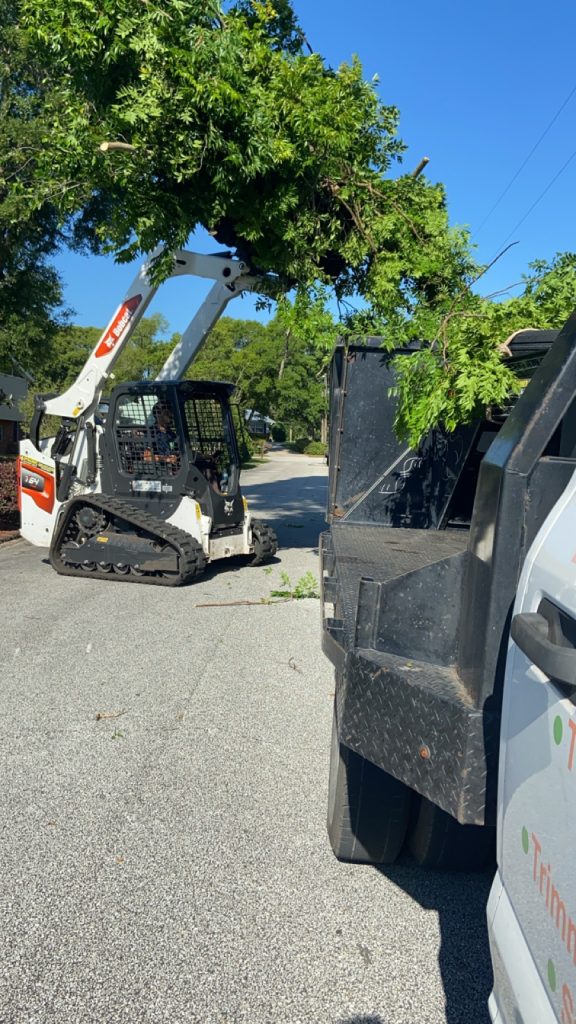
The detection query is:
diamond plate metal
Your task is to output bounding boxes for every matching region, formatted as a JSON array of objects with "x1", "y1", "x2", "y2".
[
  {"x1": 336, "y1": 649, "x2": 497, "y2": 826},
  {"x1": 321, "y1": 524, "x2": 499, "y2": 824}
]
